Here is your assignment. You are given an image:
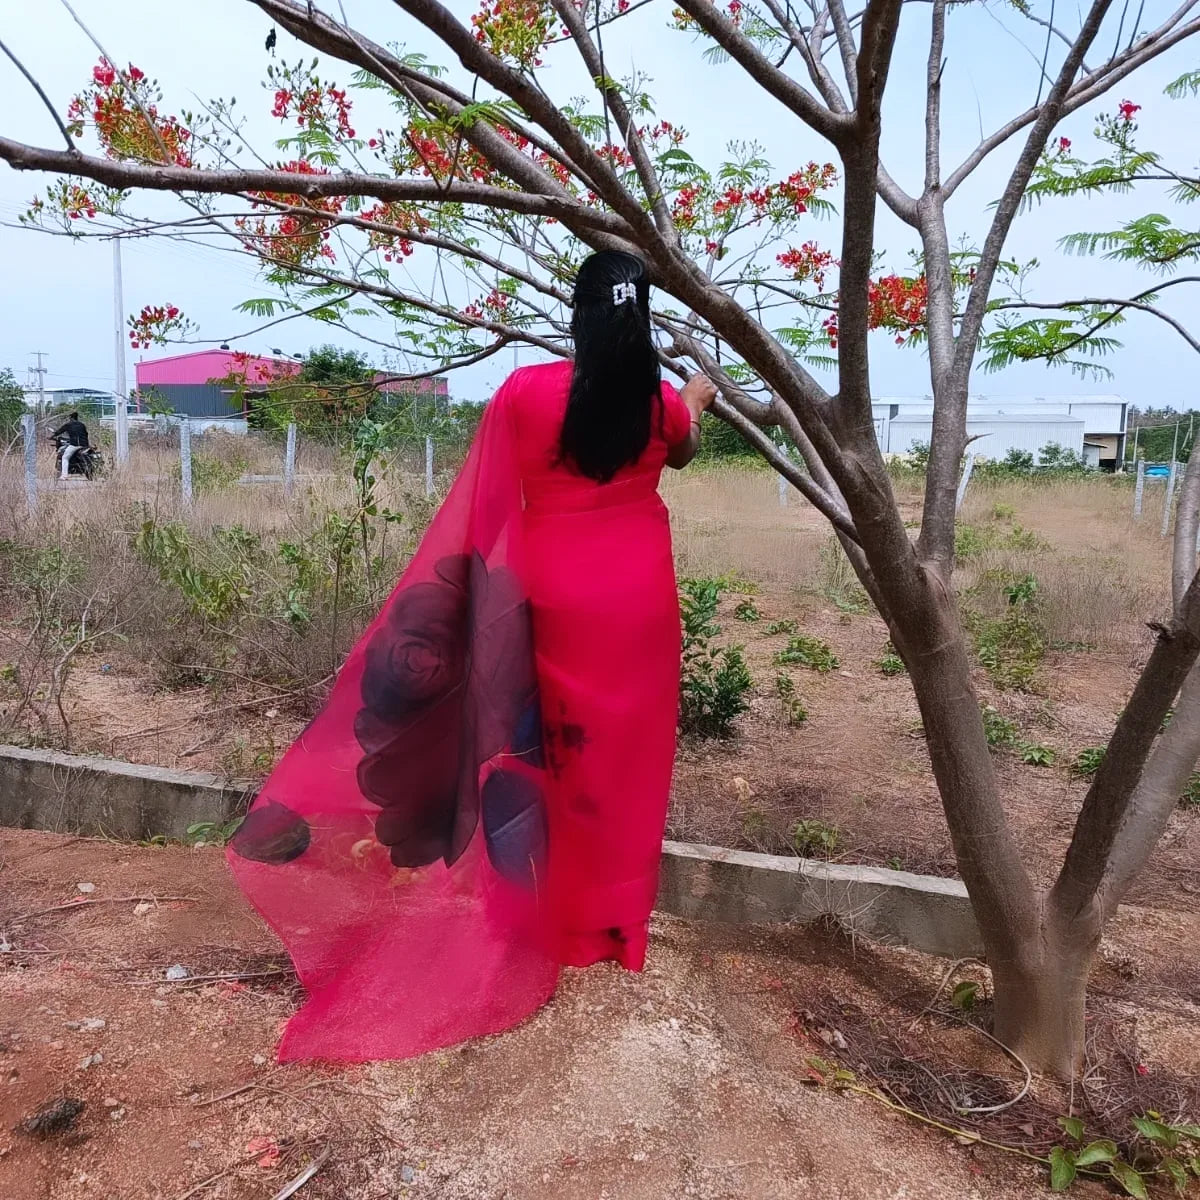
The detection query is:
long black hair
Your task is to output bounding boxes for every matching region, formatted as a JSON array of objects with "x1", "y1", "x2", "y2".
[{"x1": 559, "y1": 250, "x2": 661, "y2": 483}]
